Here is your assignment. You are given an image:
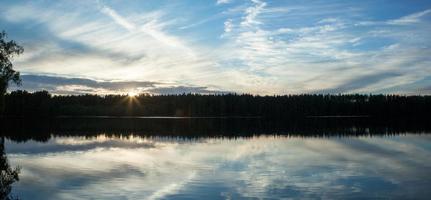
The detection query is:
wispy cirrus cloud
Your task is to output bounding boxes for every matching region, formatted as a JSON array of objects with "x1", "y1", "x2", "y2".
[
  {"x1": 100, "y1": 5, "x2": 136, "y2": 31},
  {"x1": 388, "y1": 9, "x2": 431, "y2": 25},
  {"x1": 217, "y1": 0, "x2": 431, "y2": 94},
  {"x1": 1, "y1": 1, "x2": 226, "y2": 89},
  {"x1": 1, "y1": 0, "x2": 430, "y2": 95}
]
